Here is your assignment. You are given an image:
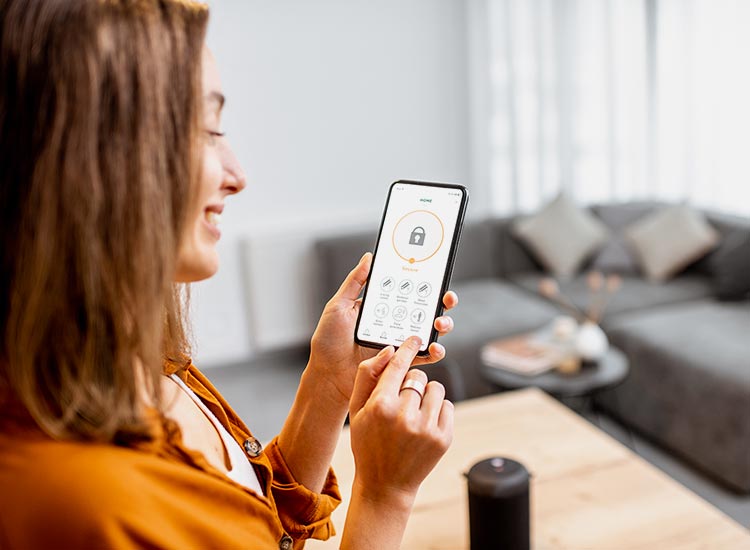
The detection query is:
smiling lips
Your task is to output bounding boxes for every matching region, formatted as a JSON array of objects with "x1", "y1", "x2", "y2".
[{"x1": 204, "y1": 204, "x2": 223, "y2": 237}]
